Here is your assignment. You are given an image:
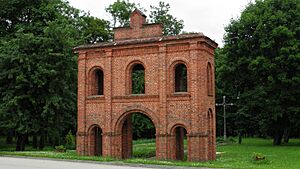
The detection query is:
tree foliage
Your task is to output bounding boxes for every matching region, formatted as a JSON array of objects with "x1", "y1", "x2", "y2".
[
  {"x1": 149, "y1": 1, "x2": 184, "y2": 36},
  {"x1": 216, "y1": 0, "x2": 300, "y2": 144},
  {"x1": 132, "y1": 70, "x2": 145, "y2": 94},
  {"x1": 80, "y1": 16, "x2": 112, "y2": 44},
  {"x1": 105, "y1": 0, "x2": 141, "y2": 27},
  {"x1": 0, "y1": 0, "x2": 111, "y2": 150},
  {"x1": 105, "y1": 0, "x2": 184, "y2": 36},
  {"x1": 131, "y1": 113, "x2": 155, "y2": 139}
]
